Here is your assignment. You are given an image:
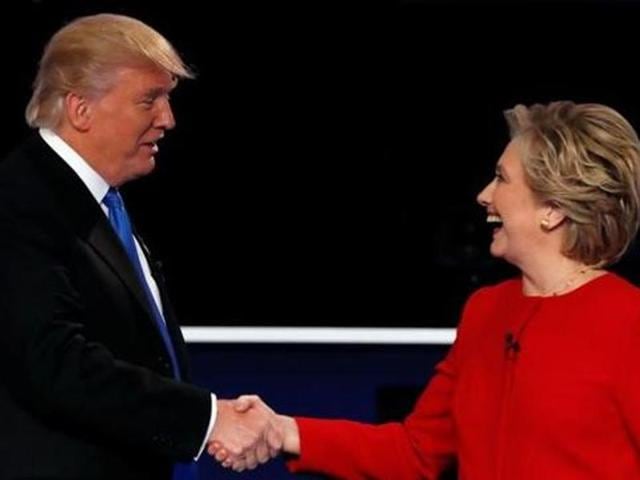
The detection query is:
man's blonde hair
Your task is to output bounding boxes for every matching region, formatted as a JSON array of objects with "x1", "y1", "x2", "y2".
[{"x1": 26, "y1": 13, "x2": 194, "y2": 129}]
